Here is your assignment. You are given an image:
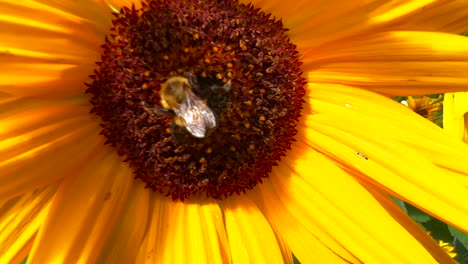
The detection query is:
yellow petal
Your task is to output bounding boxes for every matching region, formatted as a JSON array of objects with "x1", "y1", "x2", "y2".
[
  {"x1": 249, "y1": 180, "x2": 360, "y2": 264},
  {"x1": 307, "y1": 31, "x2": 468, "y2": 96},
  {"x1": 0, "y1": 185, "x2": 56, "y2": 263},
  {"x1": 269, "y1": 140, "x2": 453, "y2": 263},
  {"x1": 0, "y1": 0, "x2": 112, "y2": 97},
  {"x1": 0, "y1": 98, "x2": 105, "y2": 200},
  {"x1": 105, "y1": 0, "x2": 142, "y2": 10},
  {"x1": 358, "y1": 178, "x2": 459, "y2": 264},
  {"x1": 27, "y1": 150, "x2": 134, "y2": 264},
  {"x1": 139, "y1": 196, "x2": 230, "y2": 264},
  {"x1": 271, "y1": 227, "x2": 293, "y2": 264},
  {"x1": 221, "y1": 194, "x2": 284, "y2": 264},
  {"x1": 97, "y1": 181, "x2": 151, "y2": 264},
  {"x1": 391, "y1": 1, "x2": 468, "y2": 33},
  {"x1": 0, "y1": 1, "x2": 106, "y2": 56},
  {"x1": 241, "y1": 0, "x2": 440, "y2": 55},
  {"x1": 302, "y1": 83, "x2": 468, "y2": 232},
  {"x1": 443, "y1": 92, "x2": 468, "y2": 143},
  {"x1": 309, "y1": 31, "x2": 468, "y2": 65},
  {"x1": 305, "y1": 83, "x2": 468, "y2": 177},
  {"x1": 28, "y1": 0, "x2": 112, "y2": 35}
]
